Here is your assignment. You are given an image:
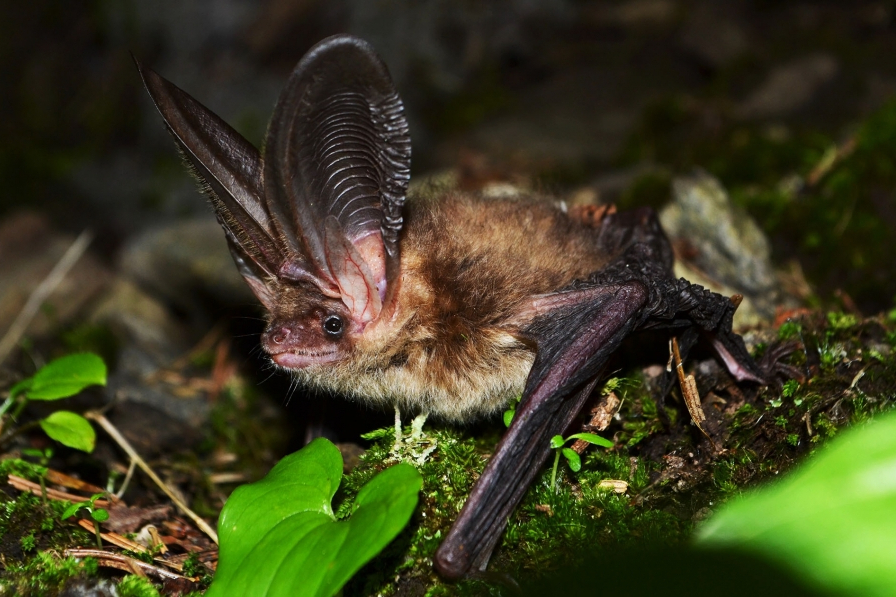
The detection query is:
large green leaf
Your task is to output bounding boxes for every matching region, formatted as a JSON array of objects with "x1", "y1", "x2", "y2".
[
  {"x1": 39, "y1": 411, "x2": 95, "y2": 452},
  {"x1": 26, "y1": 353, "x2": 107, "y2": 400},
  {"x1": 207, "y1": 438, "x2": 422, "y2": 597},
  {"x1": 698, "y1": 411, "x2": 896, "y2": 597}
]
